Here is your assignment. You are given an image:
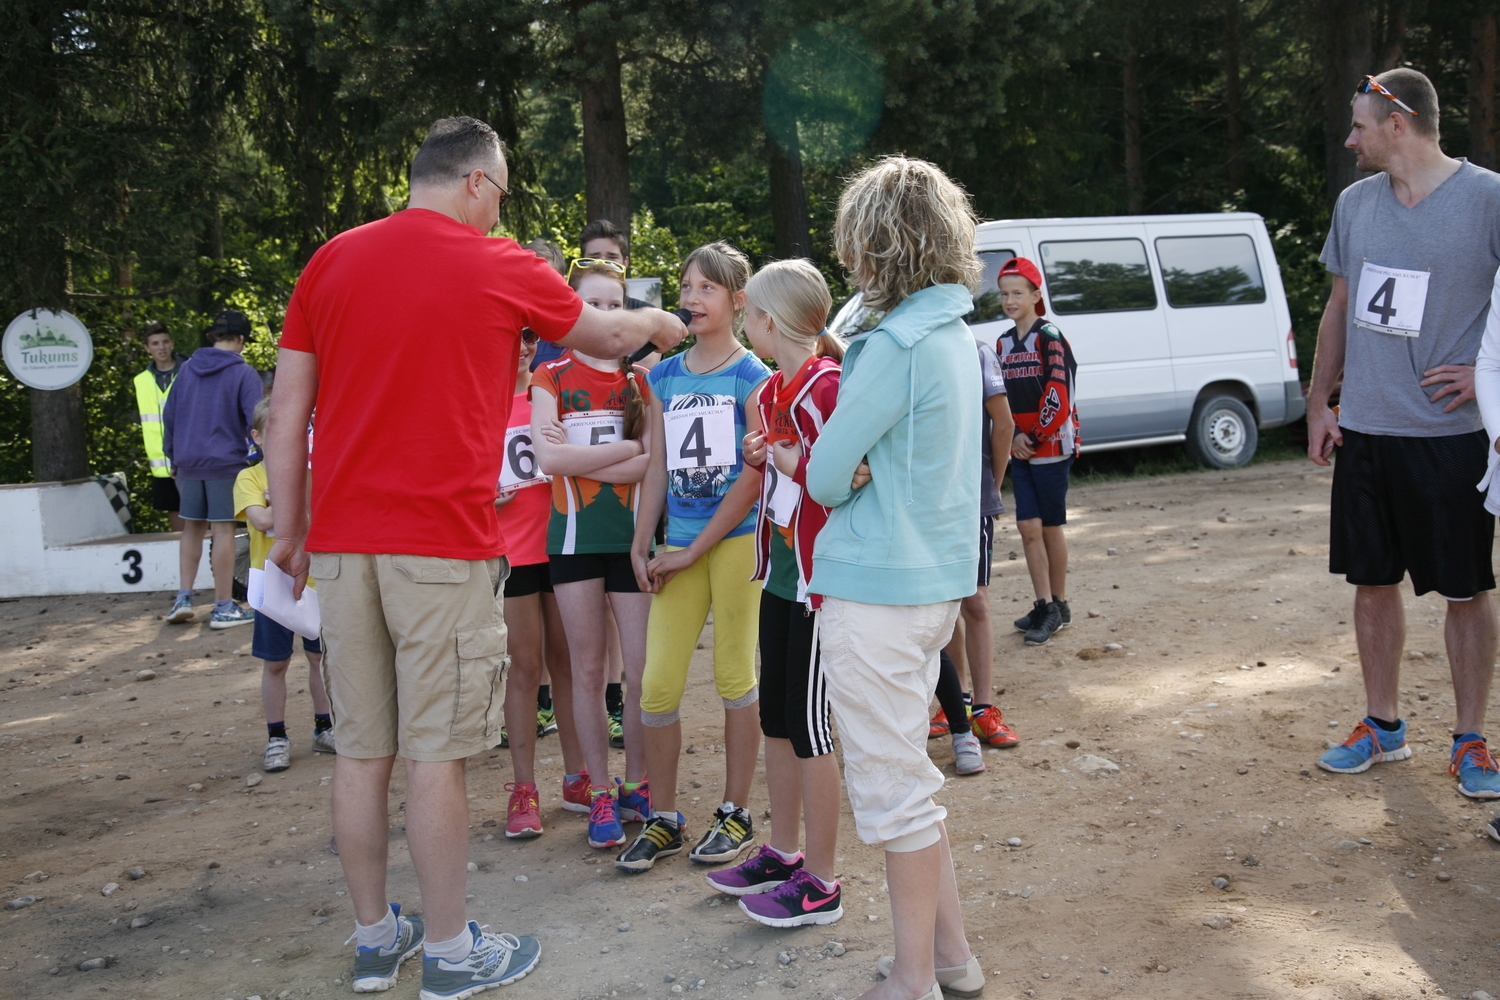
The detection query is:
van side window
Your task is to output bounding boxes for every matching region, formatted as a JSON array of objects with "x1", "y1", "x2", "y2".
[
  {"x1": 965, "y1": 249, "x2": 1017, "y2": 325},
  {"x1": 1155, "y1": 235, "x2": 1266, "y2": 307},
  {"x1": 1039, "y1": 239, "x2": 1157, "y2": 313}
]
